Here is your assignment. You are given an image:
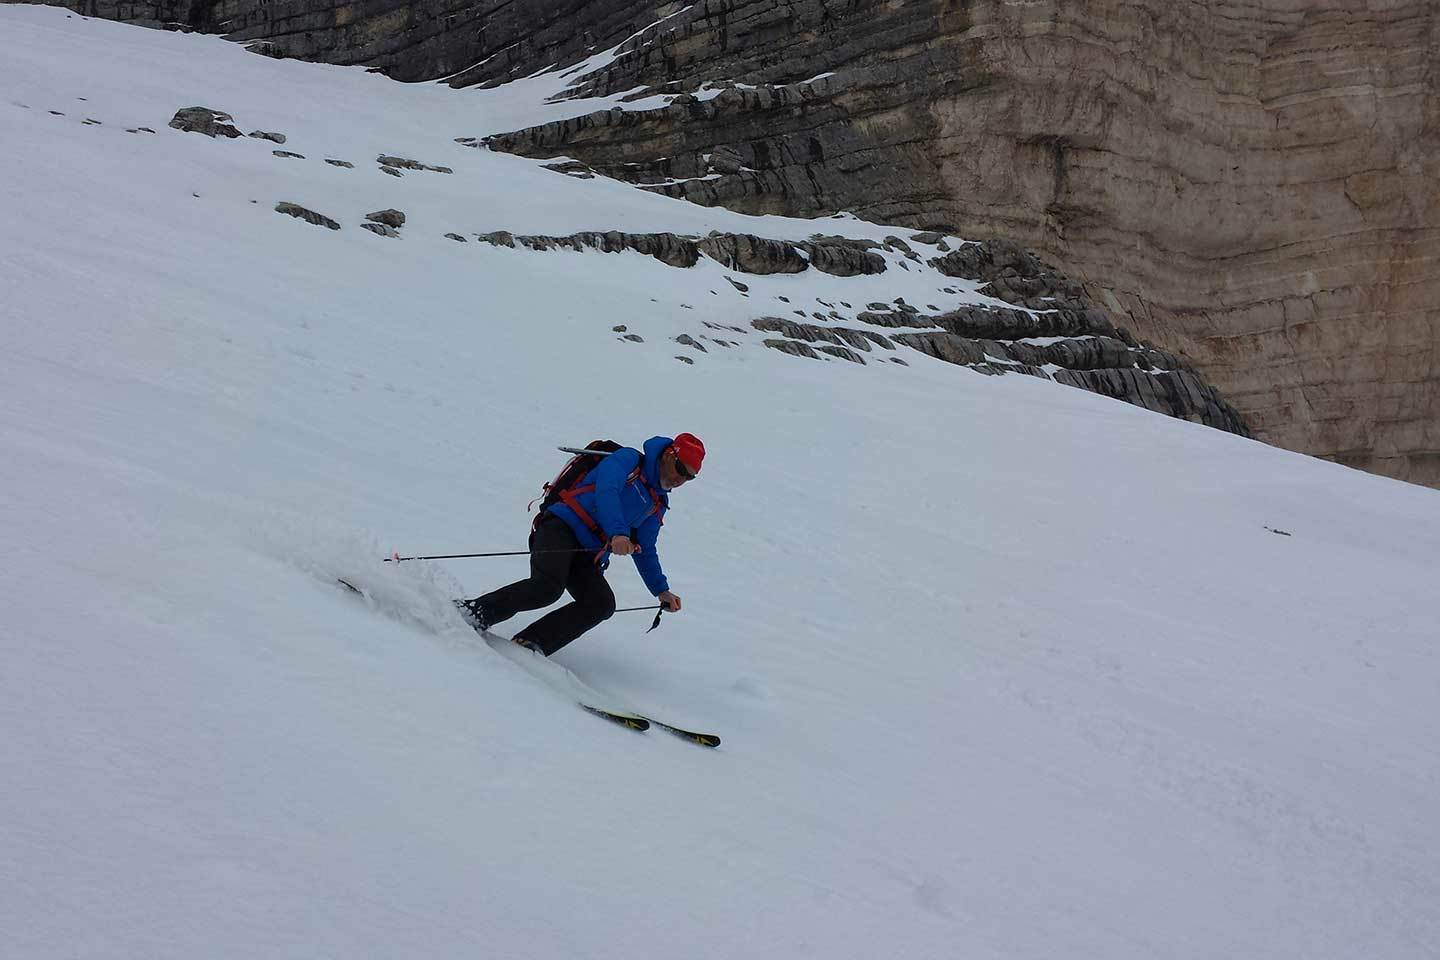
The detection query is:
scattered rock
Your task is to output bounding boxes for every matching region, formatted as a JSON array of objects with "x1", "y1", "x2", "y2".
[
  {"x1": 380, "y1": 166, "x2": 402, "y2": 177},
  {"x1": 817, "y1": 344, "x2": 866, "y2": 364},
  {"x1": 622, "y1": 334, "x2": 645, "y2": 342},
  {"x1": 675, "y1": 334, "x2": 707, "y2": 353},
  {"x1": 275, "y1": 201, "x2": 340, "y2": 230},
  {"x1": 49, "y1": 111, "x2": 65, "y2": 116},
  {"x1": 752, "y1": 317, "x2": 895, "y2": 352},
  {"x1": 702, "y1": 320, "x2": 748, "y2": 334},
  {"x1": 763, "y1": 339, "x2": 821, "y2": 360},
  {"x1": 324, "y1": 159, "x2": 355, "y2": 168},
  {"x1": 82, "y1": 118, "x2": 101, "y2": 125},
  {"x1": 725, "y1": 276, "x2": 750, "y2": 293},
  {"x1": 377, "y1": 155, "x2": 453, "y2": 174},
  {"x1": 273, "y1": 150, "x2": 305, "y2": 159},
  {"x1": 445, "y1": 233, "x2": 467, "y2": 242},
  {"x1": 475, "y1": 231, "x2": 516, "y2": 247},
  {"x1": 169, "y1": 106, "x2": 241, "y2": 139},
  {"x1": 361, "y1": 222, "x2": 400, "y2": 238},
  {"x1": 674, "y1": 355, "x2": 695, "y2": 364},
  {"x1": 365, "y1": 209, "x2": 406, "y2": 229},
  {"x1": 612, "y1": 325, "x2": 628, "y2": 332},
  {"x1": 249, "y1": 130, "x2": 286, "y2": 143}
]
